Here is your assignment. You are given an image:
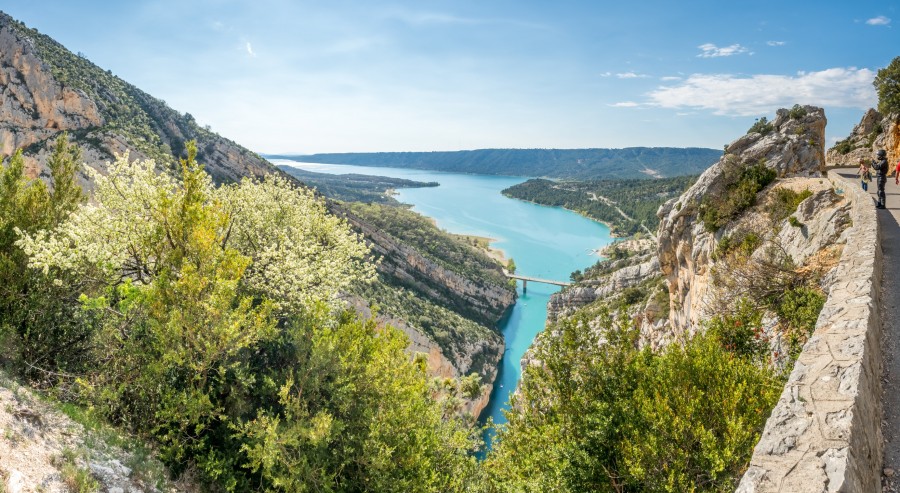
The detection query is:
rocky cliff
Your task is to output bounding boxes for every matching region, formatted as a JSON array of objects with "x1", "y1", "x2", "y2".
[
  {"x1": 826, "y1": 108, "x2": 900, "y2": 168},
  {"x1": 0, "y1": 12, "x2": 272, "y2": 186},
  {"x1": 657, "y1": 105, "x2": 829, "y2": 333},
  {"x1": 339, "y1": 206, "x2": 514, "y2": 416}
]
